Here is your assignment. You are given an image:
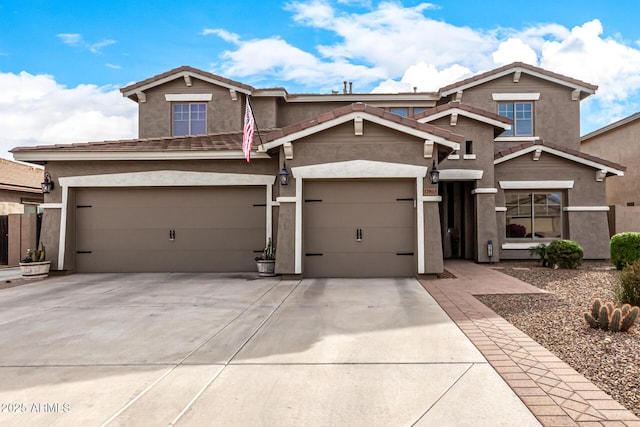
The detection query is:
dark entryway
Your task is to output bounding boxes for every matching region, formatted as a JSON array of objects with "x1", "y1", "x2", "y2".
[
  {"x1": 0, "y1": 215, "x2": 8, "y2": 265},
  {"x1": 440, "y1": 181, "x2": 475, "y2": 260}
]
